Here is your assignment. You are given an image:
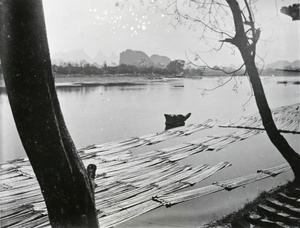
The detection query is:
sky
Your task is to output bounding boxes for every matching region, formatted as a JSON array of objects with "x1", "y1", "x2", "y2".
[{"x1": 43, "y1": 0, "x2": 300, "y2": 66}]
